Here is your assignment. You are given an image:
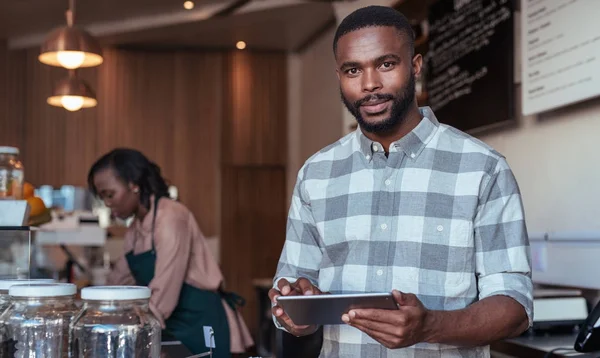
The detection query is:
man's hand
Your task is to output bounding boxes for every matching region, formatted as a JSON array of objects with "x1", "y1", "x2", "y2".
[
  {"x1": 269, "y1": 277, "x2": 324, "y2": 336},
  {"x1": 342, "y1": 290, "x2": 432, "y2": 349}
]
